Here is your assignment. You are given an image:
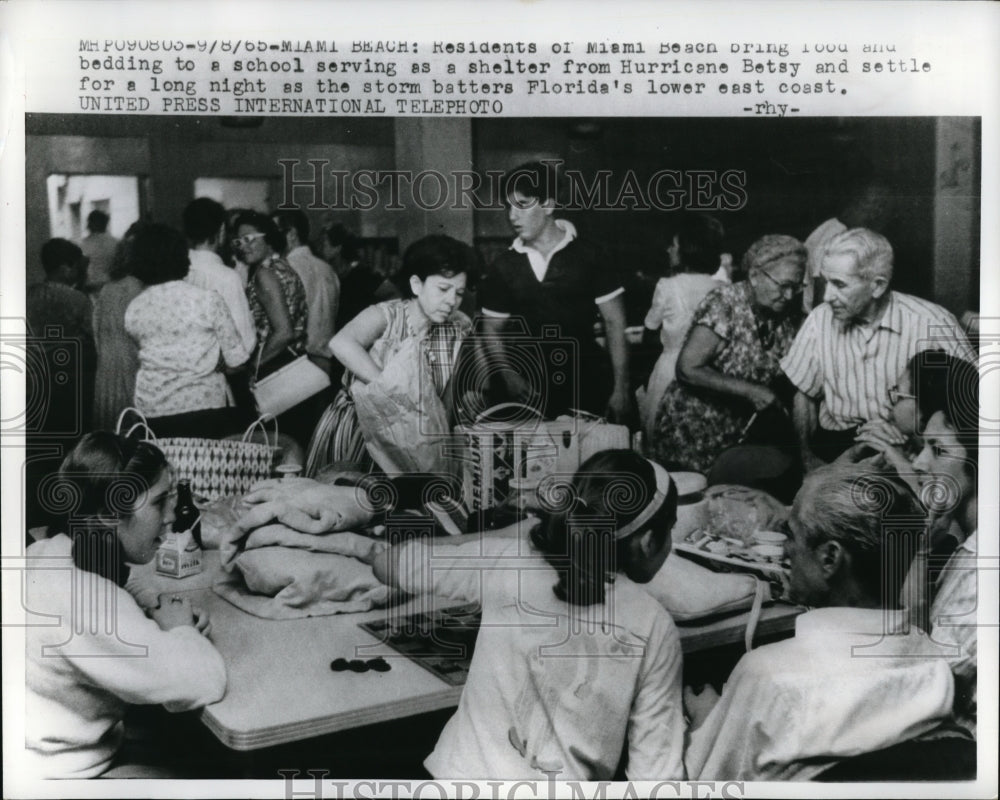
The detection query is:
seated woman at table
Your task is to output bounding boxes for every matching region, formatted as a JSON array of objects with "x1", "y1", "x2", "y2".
[
  {"x1": 373, "y1": 449, "x2": 686, "y2": 781},
  {"x1": 125, "y1": 223, "x2": 252, "y2": 438},
  {"x1": 24, "y1": 433, "x2": 226, "y2": 779},
  {"x1": 305, "y1": 234, "x2": 474, "y2": 477},
  {"x1": 650, "y1": 234, "x2": 805, "y2": 475}
]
